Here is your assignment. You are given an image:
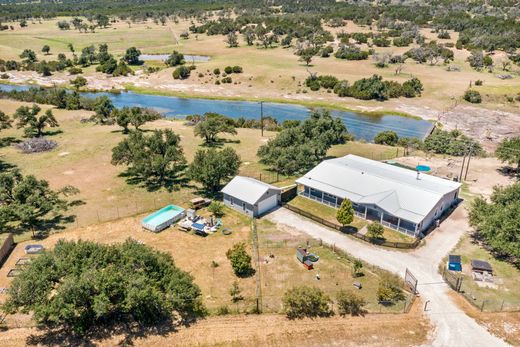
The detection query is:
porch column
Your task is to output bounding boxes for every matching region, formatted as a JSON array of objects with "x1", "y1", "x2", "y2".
[
  {"x1": 364, "y1": 206, "x2": 367, "y2": 219},
  {"x1": 380, "y1": 212, "x2": 384, "y2": 223},
  {"x1": 397, "y1": 218, "x2": 401, "y2": 230},
  {"x1": 414, "y1": 223, "x2": 419, "y2": 235}
]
